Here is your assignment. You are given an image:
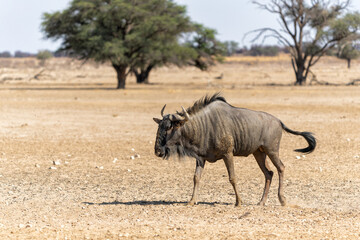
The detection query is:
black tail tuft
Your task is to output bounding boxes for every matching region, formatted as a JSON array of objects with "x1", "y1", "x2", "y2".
[{"x1": 280, "y1": 122, "x2": 316, "y2": 154}]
